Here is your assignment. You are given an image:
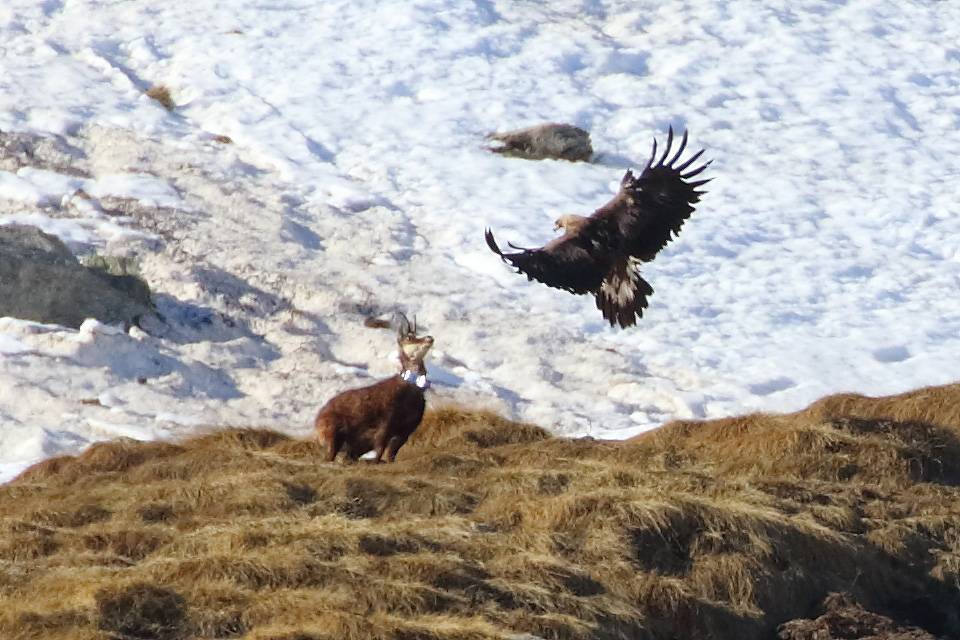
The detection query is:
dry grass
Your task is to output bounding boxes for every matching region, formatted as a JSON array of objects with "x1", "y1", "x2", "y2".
[
  {"x1": 2, "y1": 385, "x2": 959, "y2": 639},
  {"x1": 145, "y1": 83, "x2": 175, "y2": 110}
]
